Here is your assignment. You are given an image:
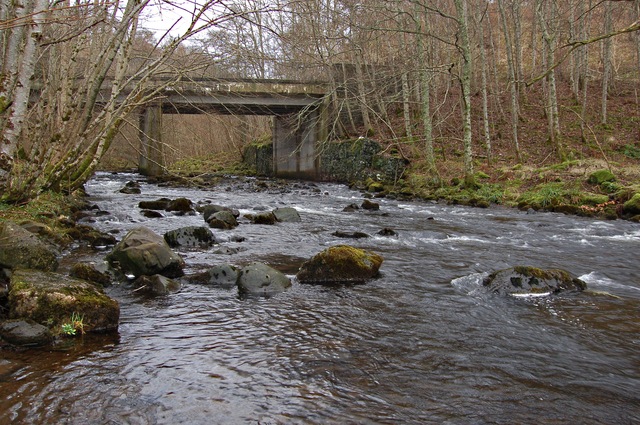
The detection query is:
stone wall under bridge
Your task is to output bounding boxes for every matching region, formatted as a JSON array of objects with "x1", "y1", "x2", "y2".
[{"x1": 244, "y1": 138, "x2": 407, "y2": 184}]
